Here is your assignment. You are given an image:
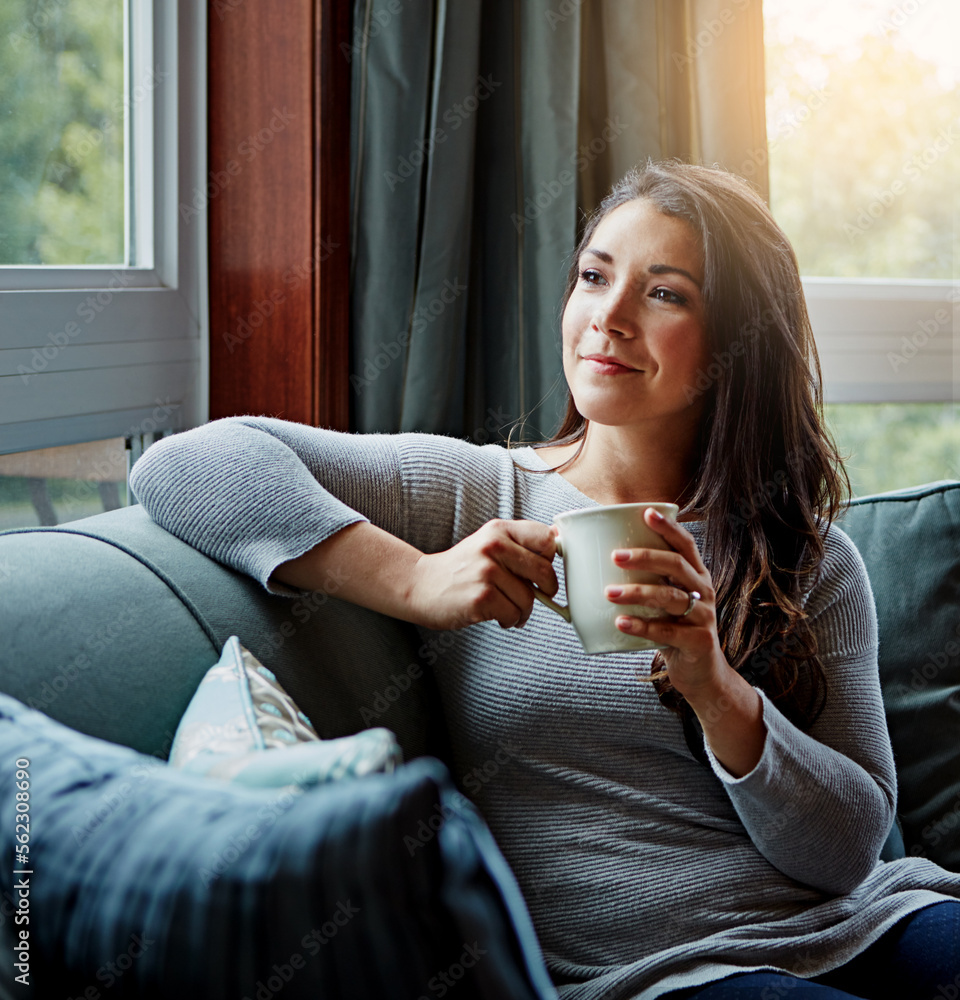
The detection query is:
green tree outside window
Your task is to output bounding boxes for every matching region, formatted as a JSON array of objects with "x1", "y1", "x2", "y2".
[{"x1": 1, "y1": 0, "x2": 125, "y2": 265}]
